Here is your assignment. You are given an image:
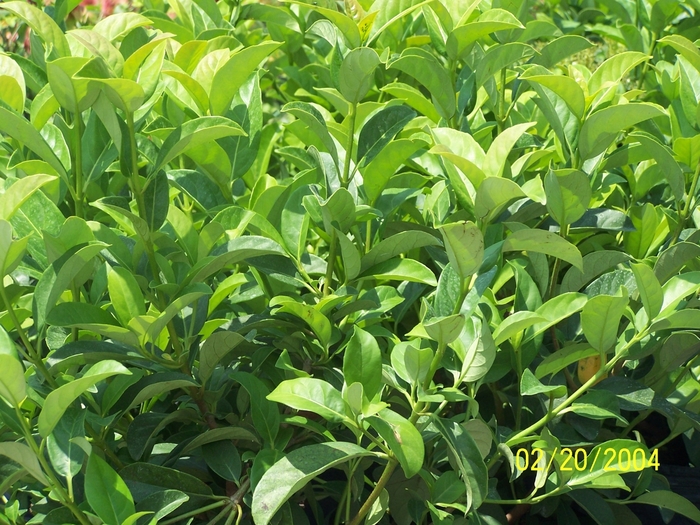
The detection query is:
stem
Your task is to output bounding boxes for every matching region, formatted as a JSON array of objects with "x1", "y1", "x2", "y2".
[
  {"x1": 15, "y1": 409, "x2": 92, "y2": 525},
  {"x1": 342, "y1": 102, "x2": 357, "y2": 188},
  {"x1": 670, "y1": 160, "x2": 700, "y2": 245},
  {"x1": 637, "y1": 32, "x2": 657, "y2": 91},
  {"x1": 126, "y1": 112, "x2": 148, "y2": 221},
  {"x1": 323, "y1": 229, "x2": 338, "y2": 296},
  {"x1": 73, "y1": 113, "x2": 84, "y2": 218},
  {"x1": 547, "y1": 224, "x2": 569, "y2": 301},
  {"x1": 497, "y1": 68, "x2": 507, "y2": 133},
  {"x1": 348, "y1": 459, "x2": 398, "y2": 525},
  {"x1": 0, "y1": 284, "x2": 57, "y2": 388},
  {"x1": 160, "y1": 500, "x2": 229, "y2": 525},
  {"x1": 365, "y1": 220, "x2": 372, "y2": 254}
]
